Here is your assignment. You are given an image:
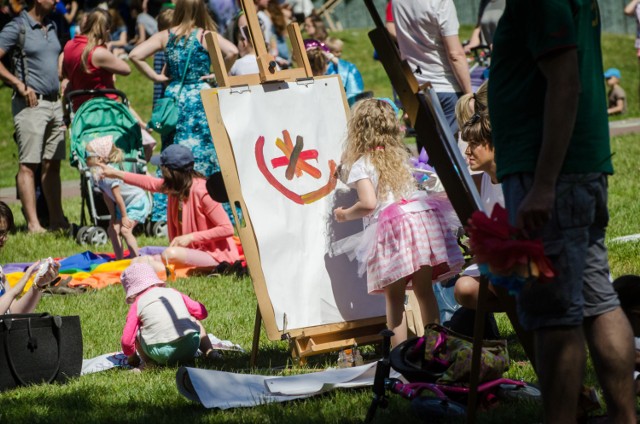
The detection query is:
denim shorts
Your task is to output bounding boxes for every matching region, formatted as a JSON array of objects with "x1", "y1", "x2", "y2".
[
  {"x1": 115, "y1": 194, "x2": 152, "y2": 223},
  {"x1": 502, "y1": 173, "x2": 619, "y2": 331},
  {"x1": 435, "y1": 91, "x2": 462, "y2": 134}
]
